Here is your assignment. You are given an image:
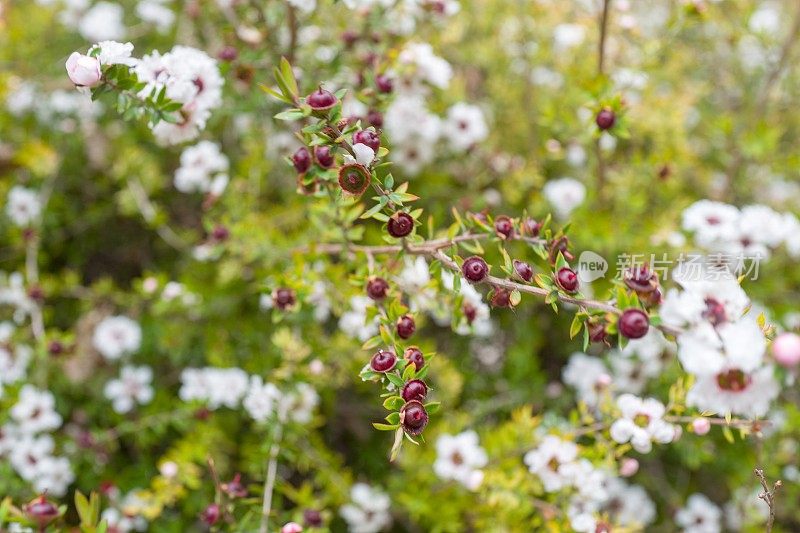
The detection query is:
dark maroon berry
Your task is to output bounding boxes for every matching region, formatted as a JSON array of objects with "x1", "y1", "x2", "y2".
[
  {"x1": 292, "y1": 147, "x2": 311, "y2": 173},
  {"x1": 619, "y1": 309, "x2": 650, "y2": 339},
  {"x1": 370, "y1": 350, "x2": 397, "y2": 372},
  {"x1": 462, "y1": 256, "x2": 489, "y2": 283},
  {"x1": 588, "y1": 321, "x2": 607, "y2": 343},
  {"x1": 387, "y1": 212, "x2": 414, "y2": 238},
  {"x1": 494, "y1": 215, "x2": 514, "y2": 239},
  {"x1": 548, "y1": 235, "x2": 574, "y2": 264},
  {"x1": 376, "y1": 74, "x2": 393, "y2": 93},
  {"x1": 366, "y1": 277, "x2": 389, "y2": 300},
  {"x1": 353, "y1": 129, "x2": 380, "y2": 152},
  {"x1": 201, "y1": 503, "x2": 220, "y2": 526},
  {"x1": 212, "y1": 225, "x2": 230, "y2": 241},
  {"x1": 404, "y1": 346, "x2": 425, "y2": 371},
  {"x1": 491, "y1": 288, "x2": 512, "y2": 308},
  {"x1": 221, "y1": 473, "x2": 247, "y2": 498},
  {"x1": 25, "y1": 496, "x2": 59, "y2": 527},
  {"x1": 401, "y1": 379, "x2": 428, "y2": 402},
  {"x1": 396, "y1": 314, "x2": 416, "y2": 339},
  {"x1": 623, "y1": 265, "x2": 657, "y2": 294},
  {"x1": 556, "y1": 267, "x2": 579, "y2": 293},
  {"x1": 400, "y1": 400, "x2": 428, "y2": 436},
  {"x1": 304, "y1": 509, "x2": 323, "y2": 527},
  {"x1": 367, "y1": 109, "x2": 383, "y2": 128},
  {"x1": 272, "y1": 288, "x2": 296, "y2": 310},
  {"x1": 306, "y1": 87, "x2": 338, "y2": 112},
  {"x1": 338, "y1": 164, "x2": 371, "y2": 196},
  {"x1": 218, "y1": 46, "x2": 238, "y2": 61},
  {"x1": 314, "y1": 146, "x2": 335, "y2": 168},
  {"x1": 522, "y1": 218, "x2": 542, "y2": 237},
  {"x1": 513, "y1": 260, "x2": 533, "y2": 282},
  {"x1": 596, "y1": 108, "x2": 616, "y2": 130},
  {"x1": 48, "y1": 340, "x2": 65, "y2": 356}
]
